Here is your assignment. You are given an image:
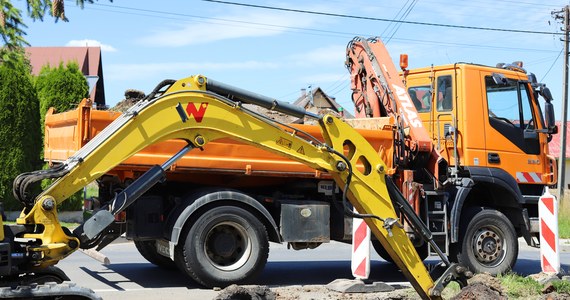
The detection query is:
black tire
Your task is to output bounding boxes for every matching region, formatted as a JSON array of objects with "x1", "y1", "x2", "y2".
[
  {"x1": 372, "y1": 239, "x2": 428, "y2": 263},
  {"x1": 453, "y1": 208, "x2": 518, "y2": 275},
  {"x1": 134, "y1": 240, "x2": 177, "y2": 269},
  {"x1": 175, "y1": 206, "x2": 269, "y2": 287}
]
